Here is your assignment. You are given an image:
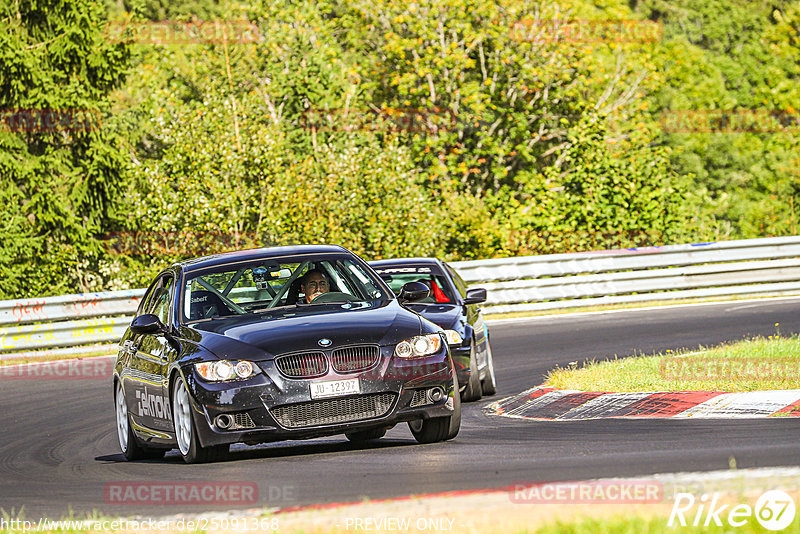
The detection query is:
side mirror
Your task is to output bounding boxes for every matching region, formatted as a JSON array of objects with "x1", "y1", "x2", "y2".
[
  {"x1": 130, "y1": 314, "x2": 166, "y2": 335},
  {"x1": 463, "y1": 288, "x2": 487, "y2": 305},
  {"x1": 398, "y1": 281, "x2": 430, "y2": 303}
]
